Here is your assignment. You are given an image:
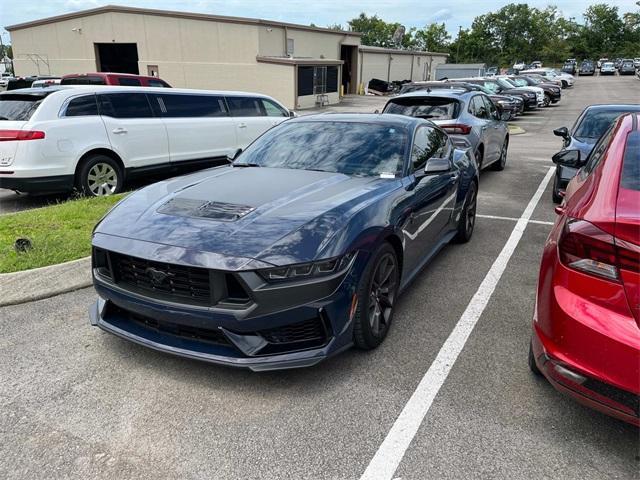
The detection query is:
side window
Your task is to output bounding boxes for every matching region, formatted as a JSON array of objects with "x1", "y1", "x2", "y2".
[
  {"x1": 154, "y1": 94, "x2": 227, "y2": 117},
  {"x1": 98, "y1": 93, "x2": 154, "y2": 119},
  {"x1": 261, "y1": 99, "x2": 288, "y2": 117},
  {"x1": 148, "y1": 79, "x2": 169, "y2": 88},
  {"x1": 226, "y1": 96, "x2": 263, "y2": 117},
  {"x1": 620, "y1": 130, "x2": 640, "y2": 191},
  {"x1": 411, "y1": 126, "x2": 448, "y2": 172},
  {"x1": 482, "y1": 95, "x2": 498, "y2": 119},
  {"x1": 118, "y1": 77, "x2": 142, "y2": 86},
  {"x1": 582, "y1": 125, "x2": 614, "y2": 175},
  {"x1": 64, "y1": 95, "x2": 98, "y2": 117},
  {"x1": 471, "y1": 96, "x2": 489, "y2": 119}
]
